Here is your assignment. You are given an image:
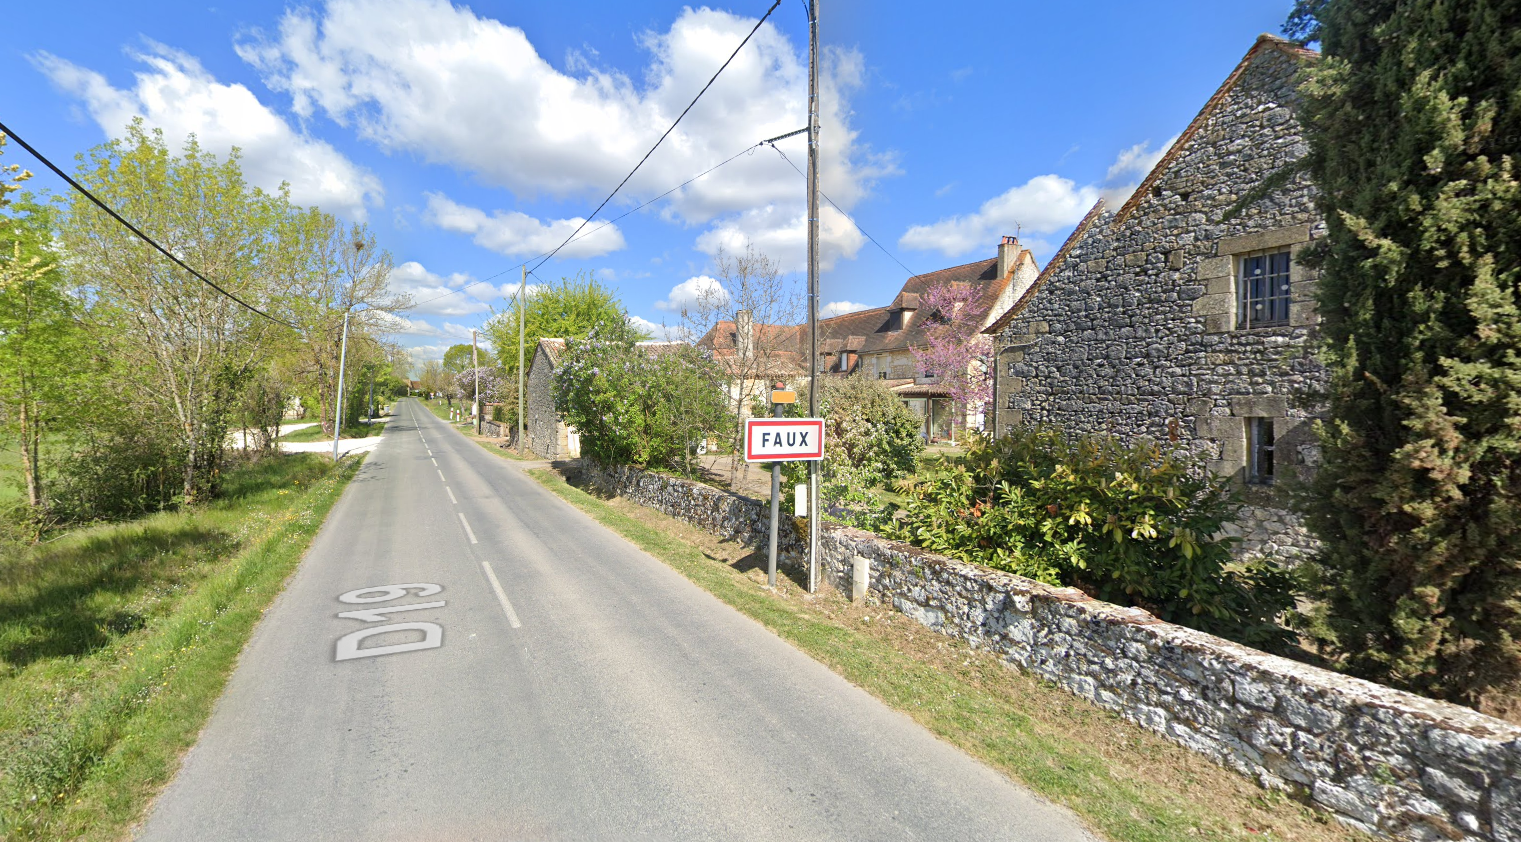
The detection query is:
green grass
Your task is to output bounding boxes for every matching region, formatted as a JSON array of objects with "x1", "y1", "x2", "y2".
[
  {"x1": 277, "y1": 421, "x2": 384, "y2": 443},
  {"x1": 0, "y1": 453, "x2": 360, "y2": 840},
  {"x1": 526, "y1": 467, "x2": 1366, "y2": 842}
]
